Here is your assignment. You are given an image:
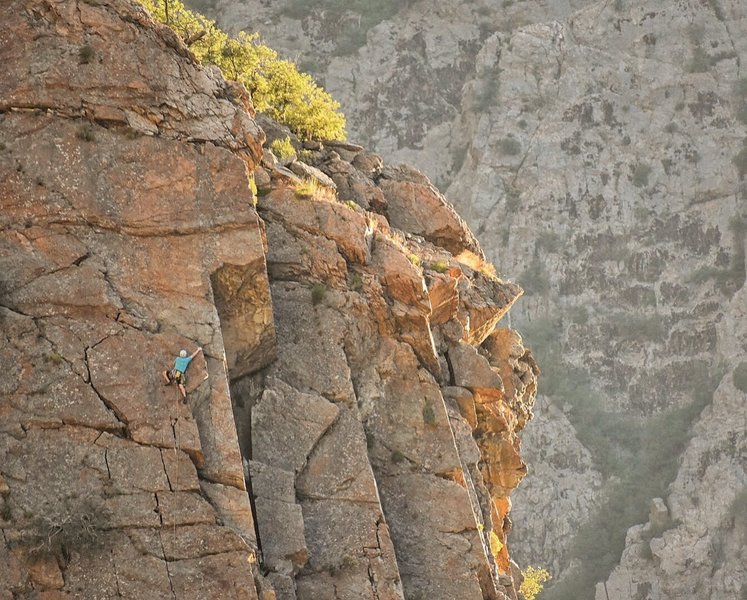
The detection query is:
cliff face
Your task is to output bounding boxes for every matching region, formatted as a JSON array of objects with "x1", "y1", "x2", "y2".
[
  {"x1": 191, "y1": 0, "x2": 747, "y2": 598},
  {"x1": 0, "y1": 2, "x2": 537, "y2": 599}
]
